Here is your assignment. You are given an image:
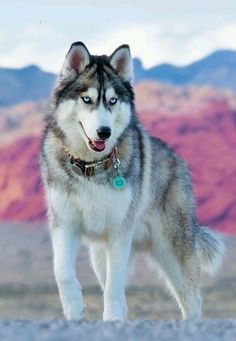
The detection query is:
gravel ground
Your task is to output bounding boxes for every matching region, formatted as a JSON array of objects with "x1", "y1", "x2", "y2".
[{"x1": 0, "y1": 319, "x2": 235, "y2": 341}]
